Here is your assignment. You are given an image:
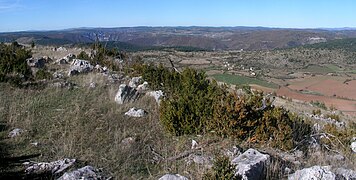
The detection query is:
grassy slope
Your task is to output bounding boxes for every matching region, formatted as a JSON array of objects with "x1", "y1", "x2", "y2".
[
  {"x1": 0, "y1": 75, "x2": 233, "y2": 179},
  {"x1": 211, "y1": 73, "x2": 279, "y2": 89},
  {"x1": 0, "y1": 82, "x2": 166, "y2": 178}
]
